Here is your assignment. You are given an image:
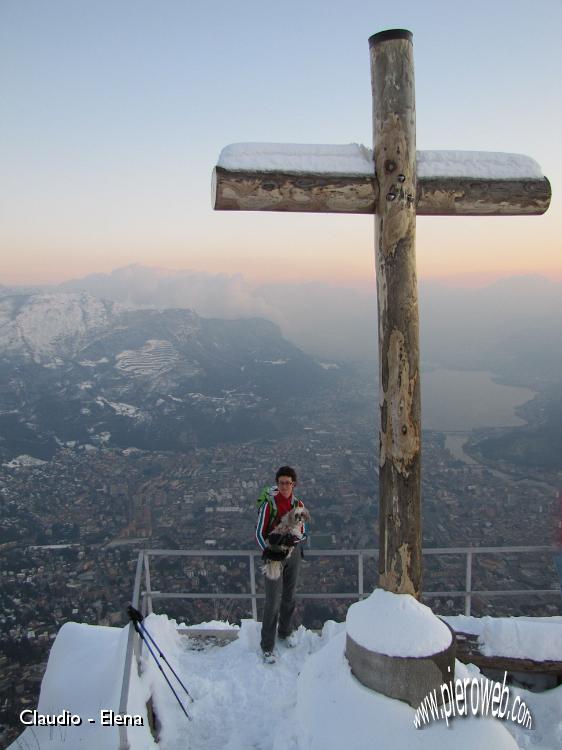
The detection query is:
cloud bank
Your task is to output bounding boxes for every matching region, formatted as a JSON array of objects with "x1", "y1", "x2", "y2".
[{"x1": 4, "y1": 265, "x2": 561, "y2": 381}]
